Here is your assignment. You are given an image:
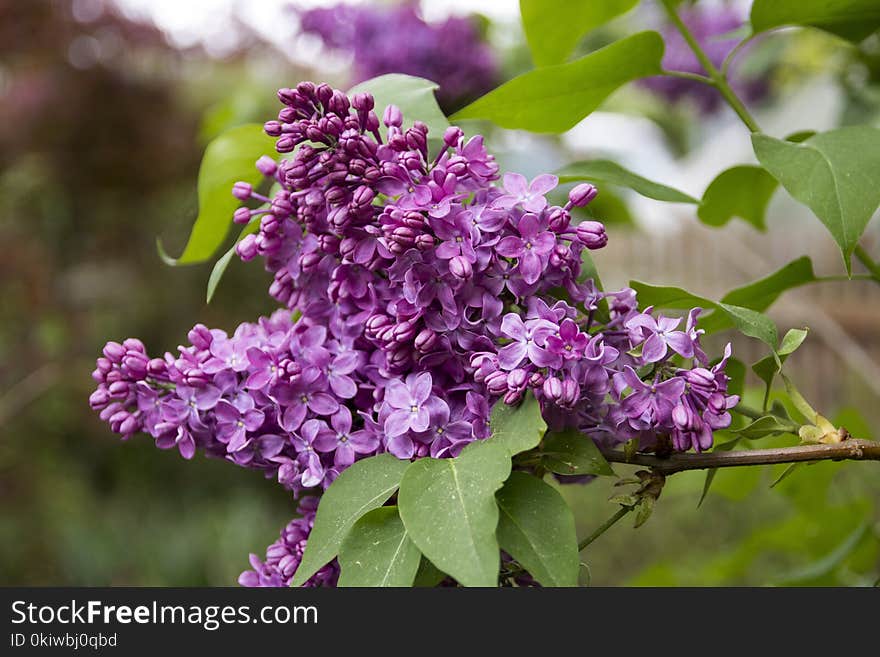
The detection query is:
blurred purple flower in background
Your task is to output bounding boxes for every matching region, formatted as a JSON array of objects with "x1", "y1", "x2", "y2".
[
  {"x1": 639, "y1": 4, "x2": 768, "y2": 113},
  {"x1": 296, "y1": 0, "x2": 497, "y2": 110}
]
